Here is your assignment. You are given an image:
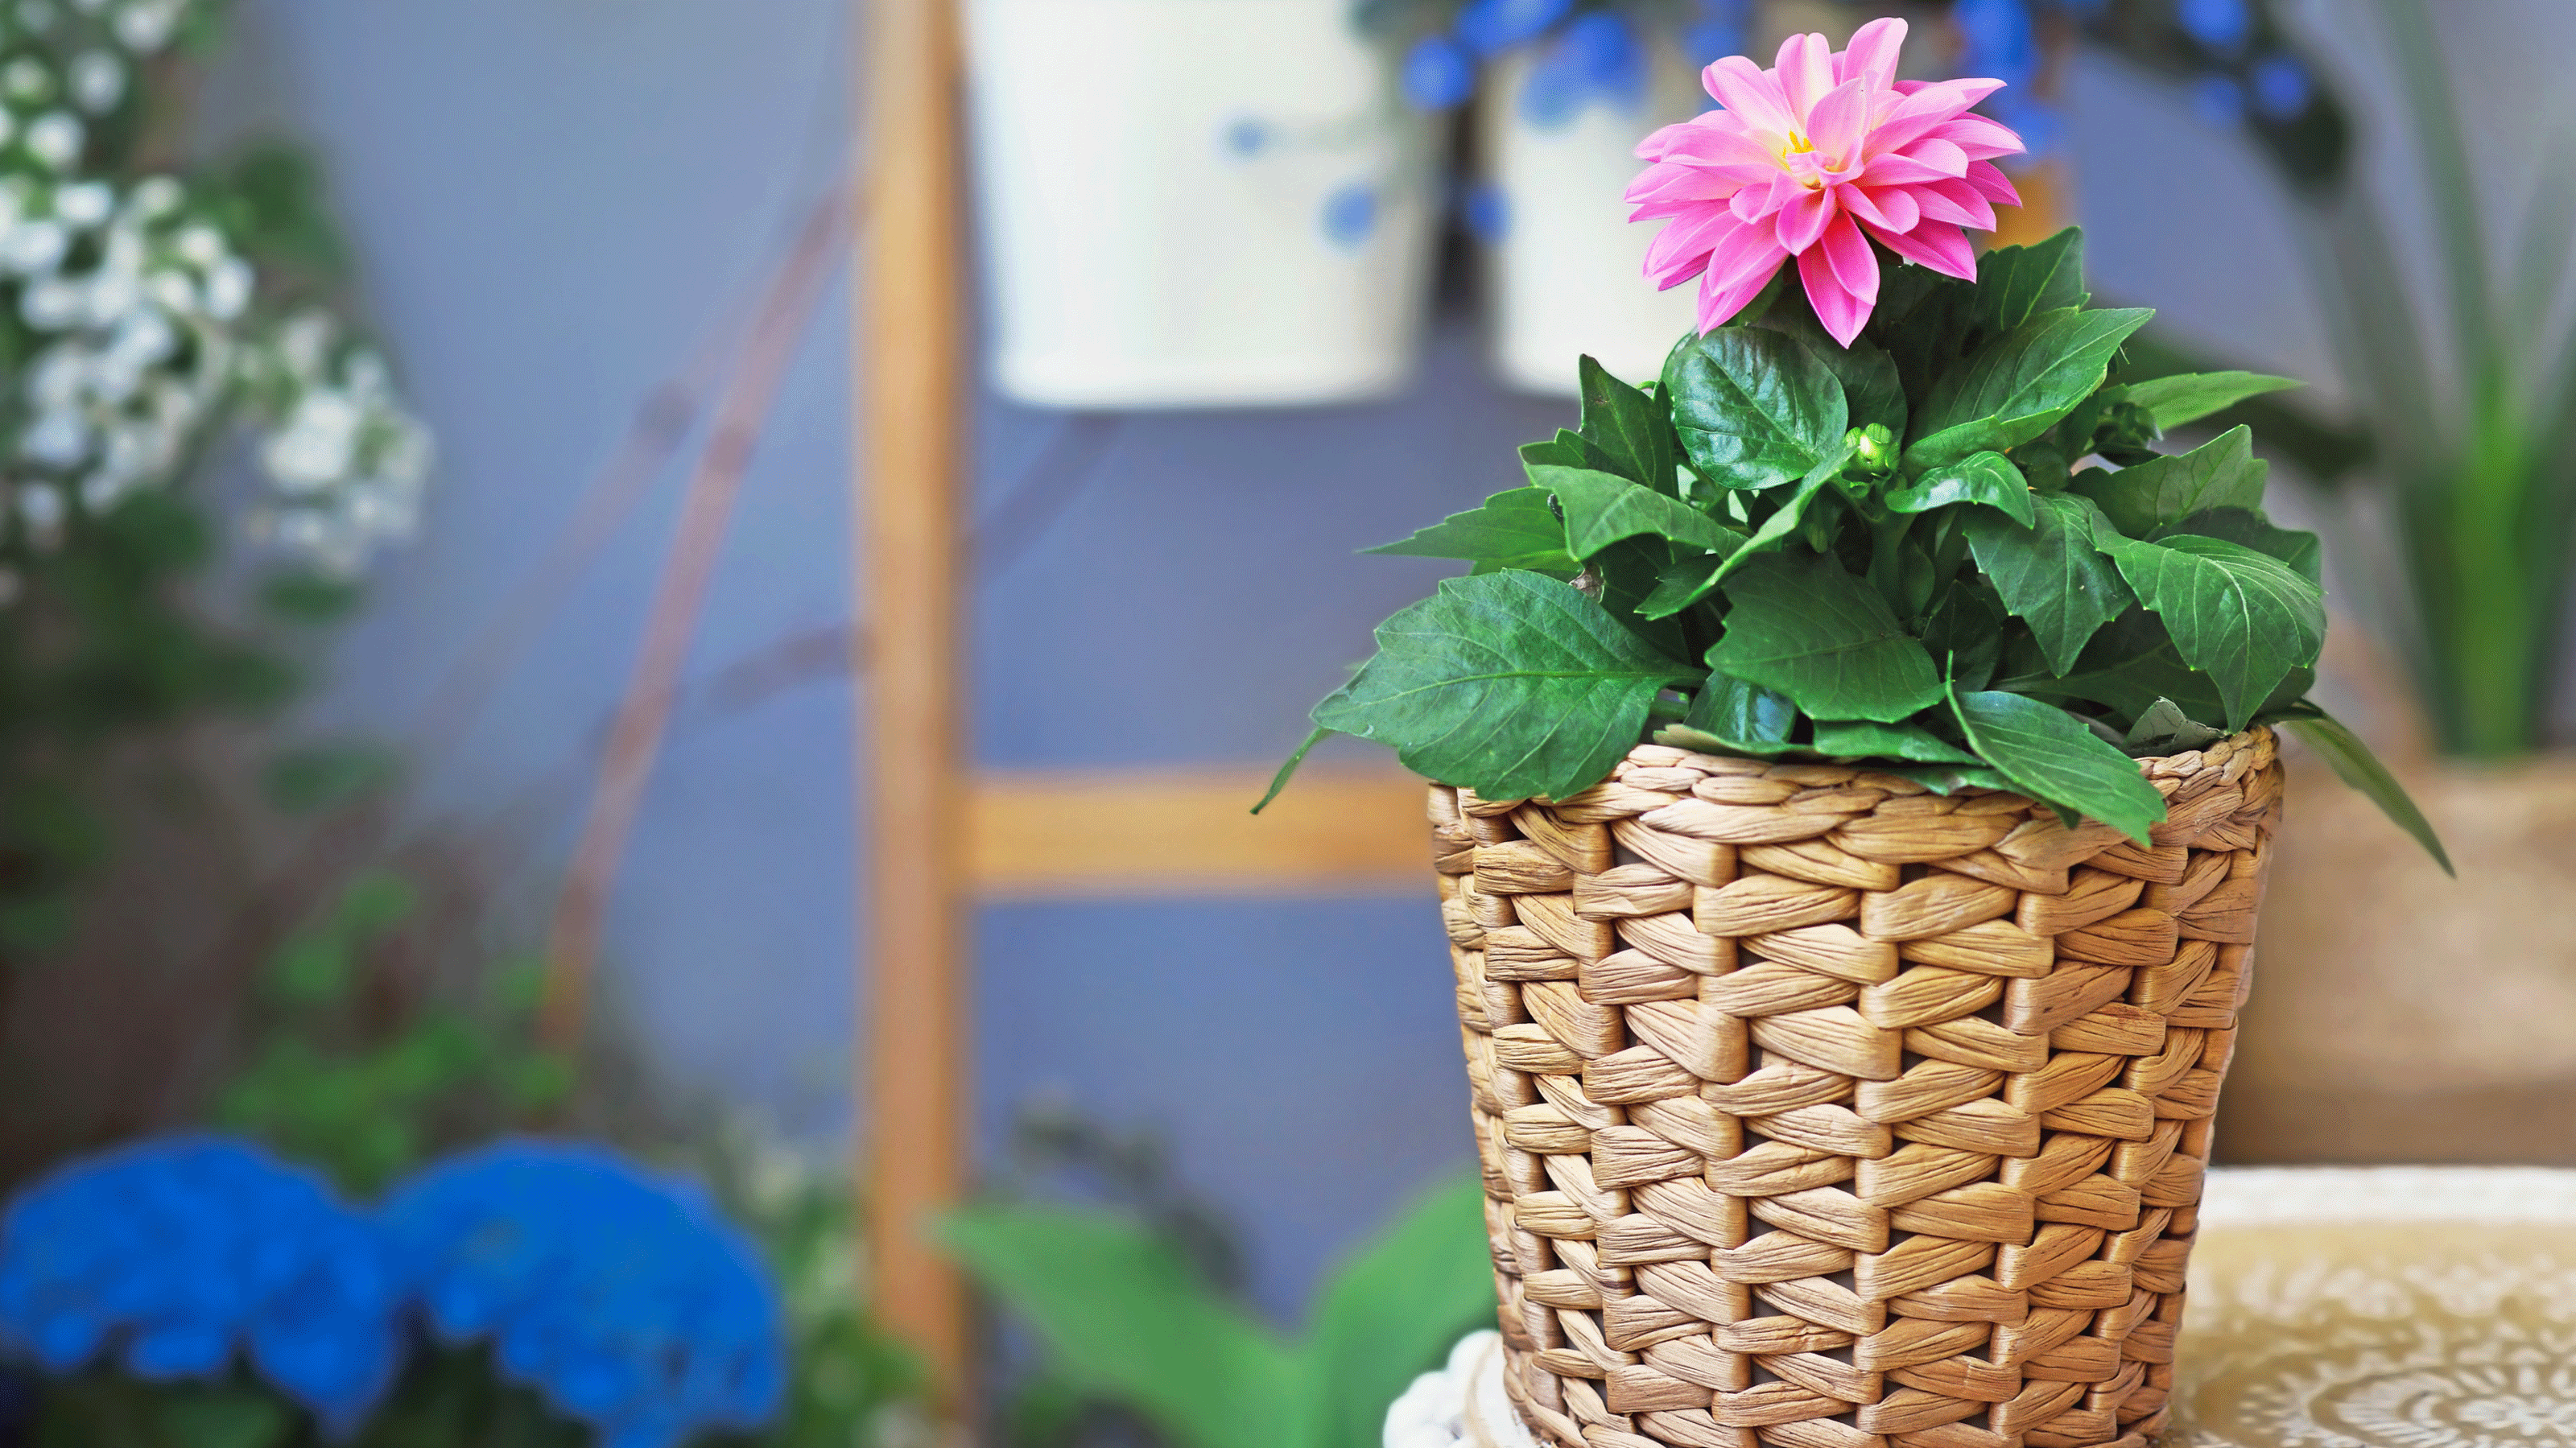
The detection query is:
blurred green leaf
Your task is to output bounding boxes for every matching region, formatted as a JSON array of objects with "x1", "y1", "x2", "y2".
[
  {"x1": 1298, "y1": 1173, "x2": 1493, "y2": 1448},
  {"x1": 263, "y1": 742, "x2": 402, "y2": 814}
]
